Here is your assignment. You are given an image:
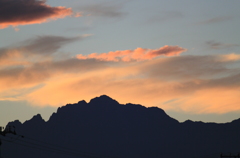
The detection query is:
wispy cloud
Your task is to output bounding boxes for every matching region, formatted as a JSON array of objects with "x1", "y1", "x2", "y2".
[
  {"x1": 80, "y1": 2, "x2": 127, "y2": 18},
  {"x1": 0, "y1": 35, "x2": 89, "y2": 66},
  {"x1": 147, "y1": 11, "x2": 184, "y2": 24},
  {"x1": 0, "y1": 0, "x2": 80, "y2": 29},
  {"x1": 0, "y1": 58, "x2": 108, "y2": 91},
  {"x1": 140, "y1": 54, "x2": 239, "y2": 81},
  {"x1": 206, "y1": 40, "x2": 239, "y2": 49},
  {"x1": 196, "y1": 16, "x2": 232, "y2": 25},
  {"x1": 76, "y1": 45, "x2": 187, "y2": 62},
  {"x1": 21, "y1": 35, "x2": 85, "y2": 54}
]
